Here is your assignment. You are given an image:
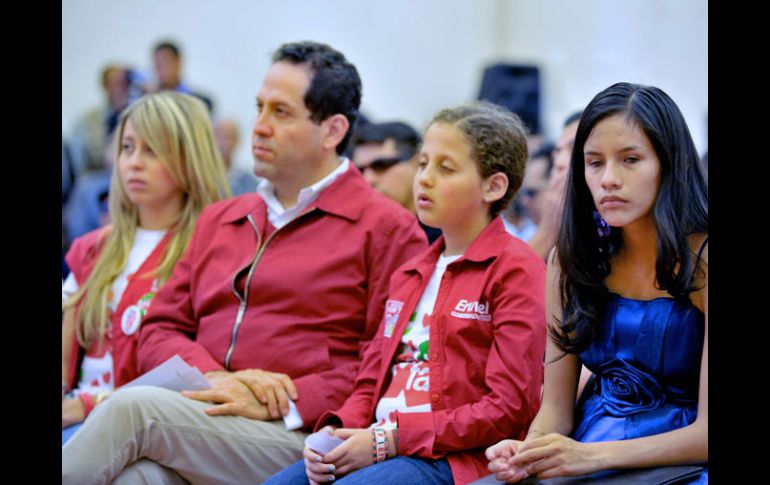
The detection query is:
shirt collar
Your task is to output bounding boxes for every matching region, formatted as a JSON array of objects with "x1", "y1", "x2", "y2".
[
  {"x1": 220, "y1": 160, "x2": 372, "y2": 225},
  {"x1": 256, "y1": 158, "x2": 350, "y2": 216}
]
